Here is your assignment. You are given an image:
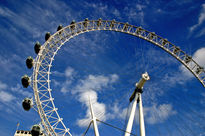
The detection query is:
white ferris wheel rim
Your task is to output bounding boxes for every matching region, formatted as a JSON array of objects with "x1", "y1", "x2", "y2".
[{"x1": 31, "y1": 19, "x2": 205, "y2": 136}]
